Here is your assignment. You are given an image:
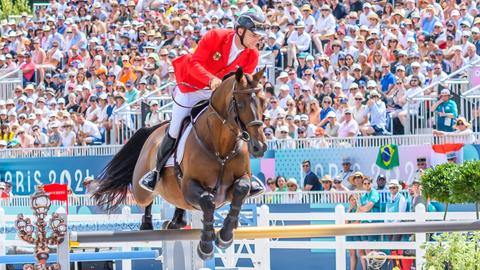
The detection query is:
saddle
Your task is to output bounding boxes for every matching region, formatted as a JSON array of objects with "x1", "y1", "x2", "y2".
[{"x1": 171, "y1": 100, "x2": 210, "y2": 179}]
